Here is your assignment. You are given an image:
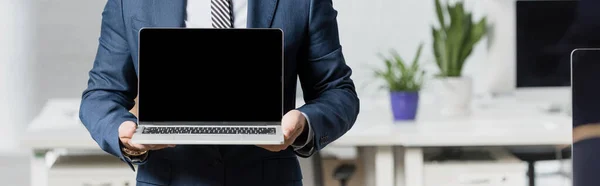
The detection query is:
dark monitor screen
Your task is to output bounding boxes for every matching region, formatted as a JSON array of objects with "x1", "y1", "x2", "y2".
[
  {"x1": 516, "y1": 0, "x2": 578, "y2": 87},
  {"x1": 571, "y1": 49, "x2": 600, "y2": 127},
  {"x1": 138, "y1": 28, "x2": 283, "y2": 122}
]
